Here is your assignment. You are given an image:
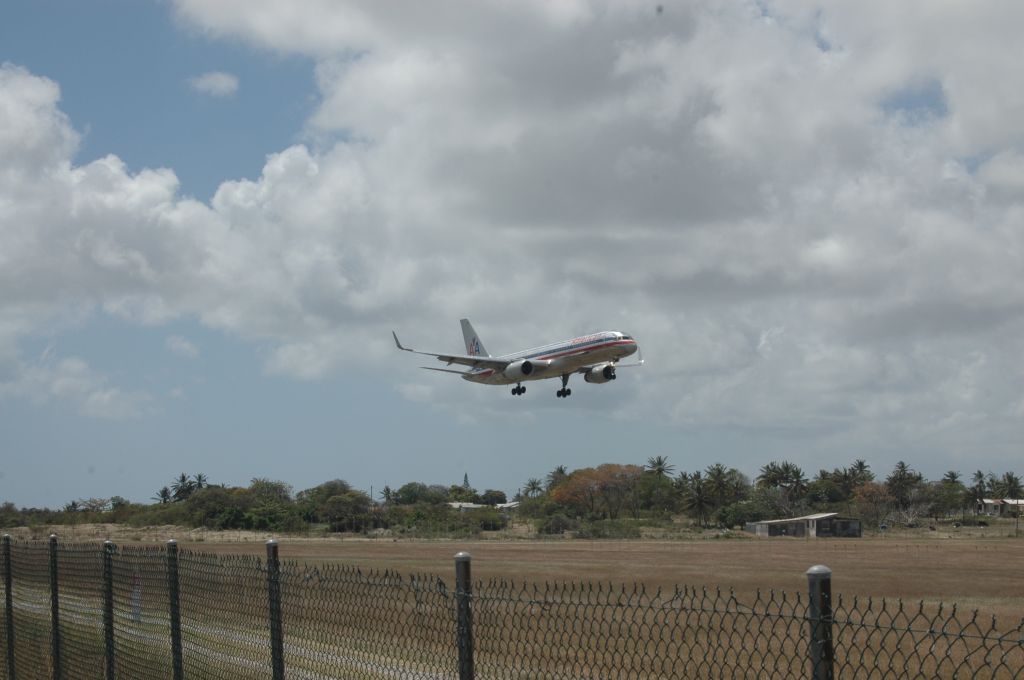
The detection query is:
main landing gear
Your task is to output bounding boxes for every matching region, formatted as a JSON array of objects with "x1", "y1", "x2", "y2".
[
  {"x1": 511, "y1": 383, "x2": 526, "y2": 396},
  {"x1": 556, "y1": 374, "x2": 572, "y2": 398}
]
